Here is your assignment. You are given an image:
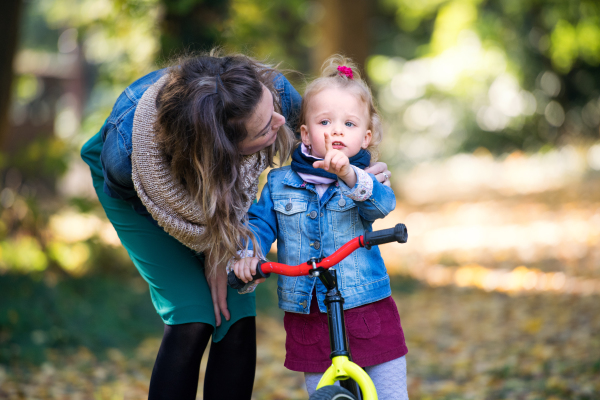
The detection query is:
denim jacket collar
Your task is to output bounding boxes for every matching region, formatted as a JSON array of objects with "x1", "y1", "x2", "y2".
[{"x1": 281, "y1": 168, "x2": 305, "y2": 188}]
